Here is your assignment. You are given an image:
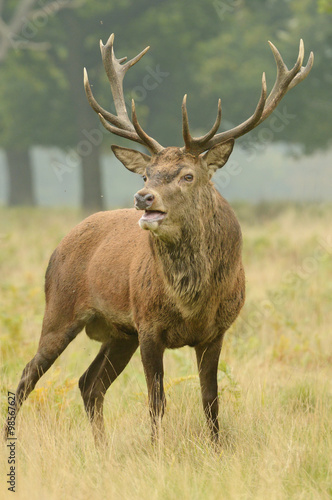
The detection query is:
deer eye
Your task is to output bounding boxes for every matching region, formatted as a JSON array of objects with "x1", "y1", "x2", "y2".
[
  {"x1": 183, "y1": 174, "x2": 194, "y2": 182},
  {"x1": 142, "y1": 175, "x2": 147, "y2": 182}
]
